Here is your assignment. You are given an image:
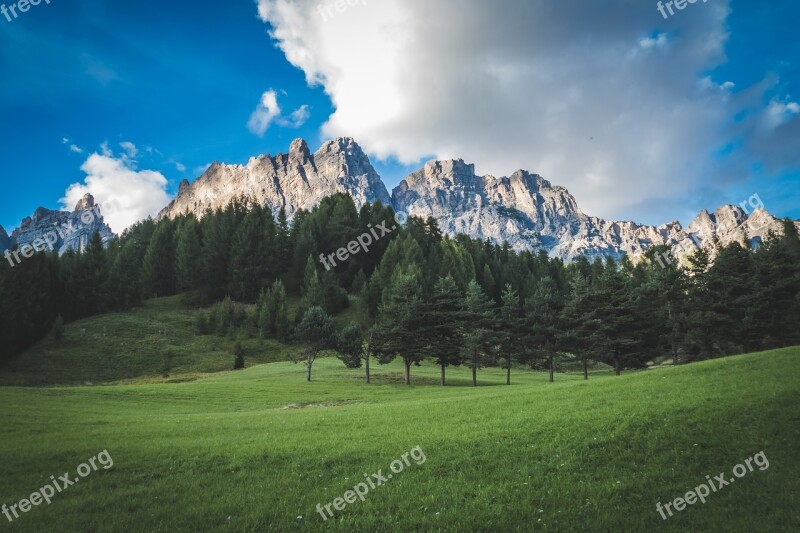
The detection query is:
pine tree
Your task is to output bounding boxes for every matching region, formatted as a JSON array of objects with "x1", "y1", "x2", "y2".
[
  {"x1": 141, "y1": 223, "x2": 176, "y2": 299},
  {"x1": 294, "y1": 306, "x2": 335, "y2": 382},
  {"x1": 335, "y1": 322, "x2": 374, "y2": 383},
  {"x1": 524, "y1": 276, "x2": 563, "y2": 382},
  {"x1": 302, "y1": 255, "x2": 324, "y2": 309},
  {"x1": 175, "y1": 217, "x2": 202, "y2": 292},
  {"x1": 499, "y1": 284, "x2": 523, "y2": 385},
  {"x1": 420, "y1": 276, "x2": 464, "y2": 386},
  {"x1": 201, "y1": 209, "x2": 234, "y2": 302},
  {"x1": 228, "y1": 205, "x2": 276, "y2": 302},
  {"x1": 594, "y1": 259, "x2": 642, "y2": 375},
  {"x1": 372, "y1": 271, "x2": 427, "y2": 385},
  {"x1": 276, "y1": 206, "x2": 293, "y2": 274},
  {"x1": 461, "y1": 280, "x2": 496, "y2": 387}
]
